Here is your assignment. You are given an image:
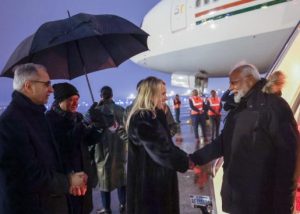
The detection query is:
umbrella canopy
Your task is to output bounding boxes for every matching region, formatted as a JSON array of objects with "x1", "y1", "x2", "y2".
[{"x1": 1, "y1": 13, "x2": 148, "y2": 79}]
